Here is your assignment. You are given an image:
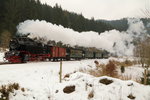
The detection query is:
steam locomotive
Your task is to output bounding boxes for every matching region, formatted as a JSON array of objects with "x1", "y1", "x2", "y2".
[{"x1": 4, "y1": 35, "x2": 109, "y2": 63}]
